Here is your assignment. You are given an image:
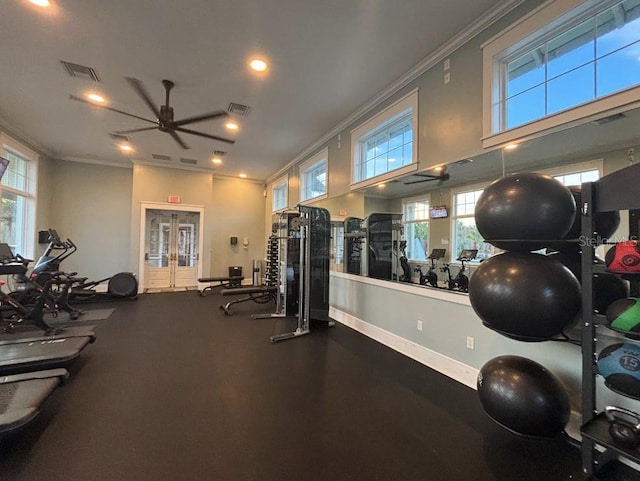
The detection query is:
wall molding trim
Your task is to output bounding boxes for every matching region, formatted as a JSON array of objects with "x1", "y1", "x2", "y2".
[{"x1": 329, "y1": 306, "x2": 479, "y2": 389}]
